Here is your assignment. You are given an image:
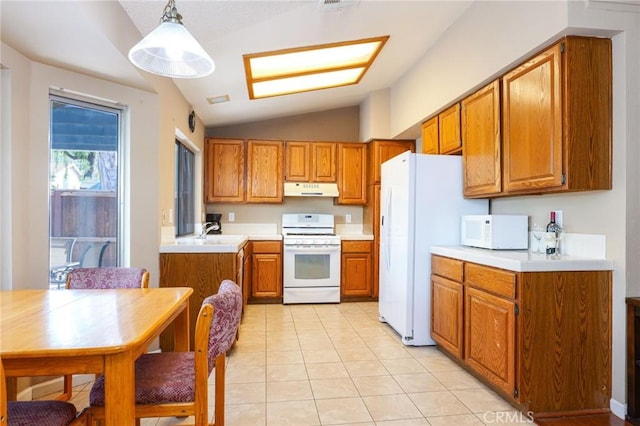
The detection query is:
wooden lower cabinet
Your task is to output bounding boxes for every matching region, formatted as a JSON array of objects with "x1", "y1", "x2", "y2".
[
  {"x1": 341, "y1": 240, "x2": 373, "y2": 299},
  {"x1": 430, "y1": 254, "x2": 611, "y2": 418},
  {"x1": 250, "y1": 241, "x2": 282, "y2": 300},
  {"x1": 159, "y1": 250, "x2": 242, "y2": 351}
]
